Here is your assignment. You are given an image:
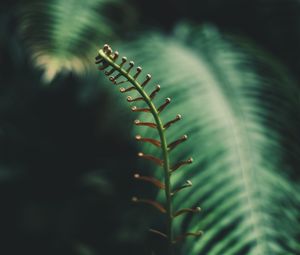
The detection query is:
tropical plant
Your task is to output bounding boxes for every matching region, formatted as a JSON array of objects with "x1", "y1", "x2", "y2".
[
  {"x1": 2, "y1": 0, "x2": 300, "y2": 255},
  {"x1": 95, "y1": 43, "x2": 203, "y2": 255},
  {"x1": 91, "y1": 23, "x2": 300, "y2": 254}
]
